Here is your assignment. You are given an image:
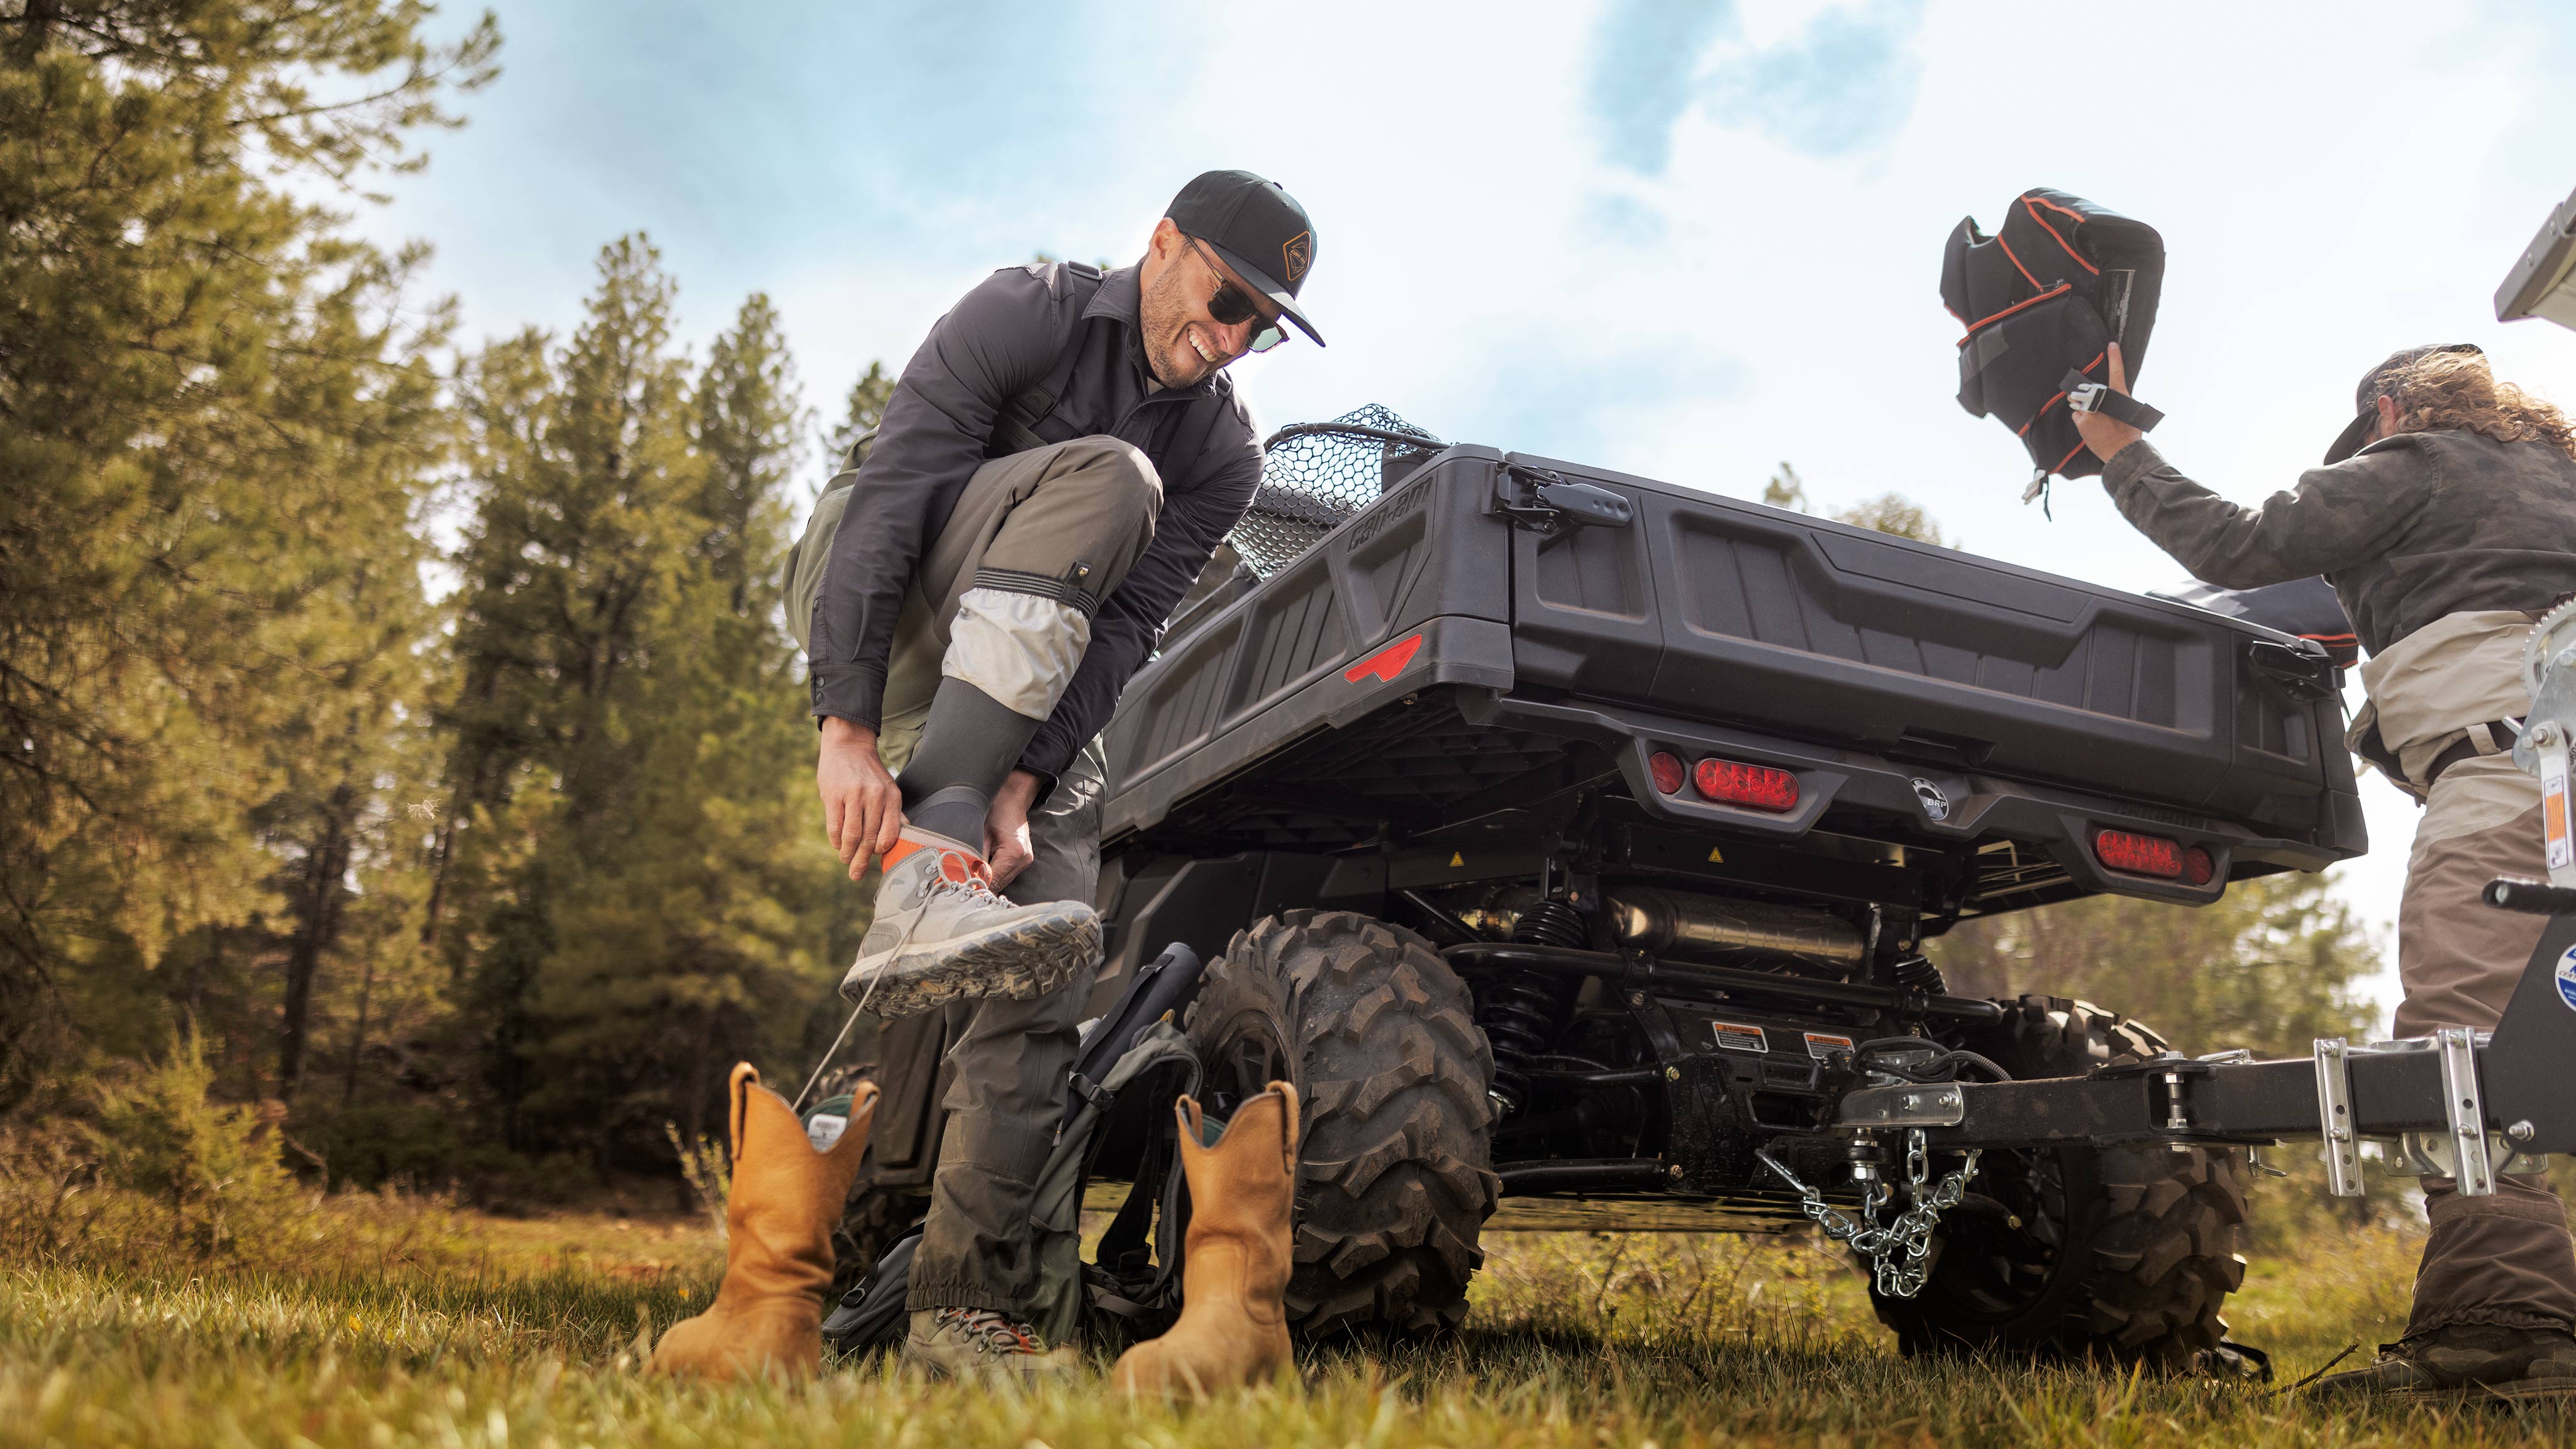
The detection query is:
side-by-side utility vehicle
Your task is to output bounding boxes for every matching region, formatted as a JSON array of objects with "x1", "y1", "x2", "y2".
[{"x1": 838, "y1": 409, "x2": 2575, "y2": 1370}]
